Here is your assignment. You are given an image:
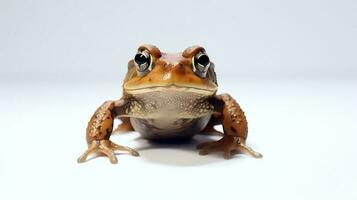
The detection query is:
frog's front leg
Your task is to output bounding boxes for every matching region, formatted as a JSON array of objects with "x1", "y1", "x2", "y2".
[
  {"x1": 197, "y1": 94, "x2": 262, "y2": 159},
  {"x1": 77, "y1": 99, "x2": 139, "y2": 164}
]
